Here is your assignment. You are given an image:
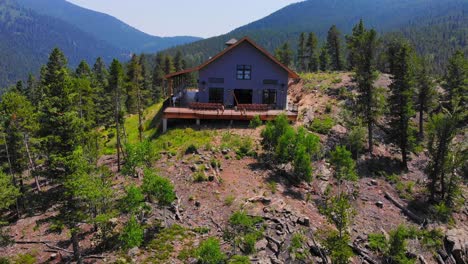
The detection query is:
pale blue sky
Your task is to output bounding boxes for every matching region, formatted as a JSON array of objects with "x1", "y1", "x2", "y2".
[{"x1": 66, "y1": 0, "x2": 301, "y2": 38}]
